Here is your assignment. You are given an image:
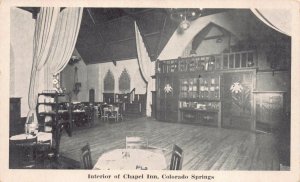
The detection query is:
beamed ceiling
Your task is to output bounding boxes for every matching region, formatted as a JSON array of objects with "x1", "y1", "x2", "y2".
[
  {"x1": 76, "y1": 8, "x2": 178, "y2": 64},
  {"x1": 76, "y1": 8, "x2": 231, "y2": 64},
  {"x1": 19, "y1": 8, "x2": 233, "y2": 65}
]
